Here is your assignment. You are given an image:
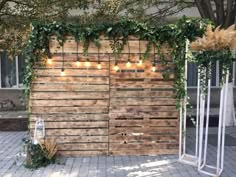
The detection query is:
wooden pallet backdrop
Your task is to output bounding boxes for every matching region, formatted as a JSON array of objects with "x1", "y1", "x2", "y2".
[{"x1": 30, "y1": 36, "x2": 179, "y2": 156}]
